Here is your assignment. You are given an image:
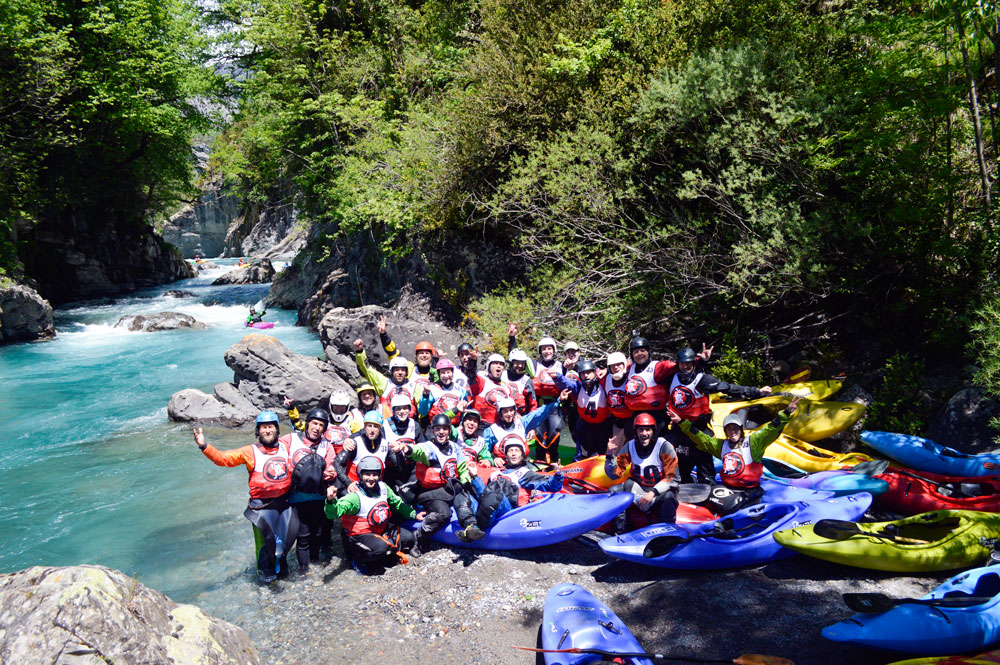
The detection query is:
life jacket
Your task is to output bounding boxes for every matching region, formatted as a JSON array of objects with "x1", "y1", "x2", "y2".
[
  {"x1": 452, "y1": 372, "x2": 470, "y2": 392},
  {"x1": 283, "y1": 432, "x2": 332, "y2": 496},
  {"x1": 487, "y1": 465, "x2": 532, "y2": 506},
  {"x1": 472, "y1": 372, "x2": 513, "y2": 424},
  {"x1": 325, "y1": 409, "x2": 361, "y2": 445},
  {"x1": 625, "y1": 438, "x2": 676, "y2": 489},
  {"x1": 601, "y1": 374, "x2": 632, "y2": 419},
  {"x1": 341, "y1": 482, "x2": 393, "y2": 536},
  {"x1": 414, "y1": 440, "x2": 462, "y2": 489},
  {"x1": 380, "y1": 380, "x2": 415, "y2": 417},
  {"x1": 625, "y1": 361, "x2": 670, "y2": 411},
  {"x1": 248, "y1": 442, "x2": 293, "y2": 499},
  {"x1": 382, "y1": 418, "x2": 417, "y2": 454},
  {"x1": 487, "y1": 418, "x2": 528, "y2": 460},
  {"x1": 347, "y1": 437, "x2": 392, "y2": 483},
  {"x1": 458, "y1": 430, "x2": 489, "y2": 465},
  {"x1": 533, "y1": 360, "x2": 564, "y2": 399},
  {"x1": 502, "y1": 370, "x2": 533, "y2": 413},
  {"x1": 668, "y1": 372, "x2": 711, "y2": 420},
  {"x1": 575, "y1": 382, "x2": 611, "y2": 424},
  {"x1": 411, "y1": 367, "x2": 435, "y2": 393},
  {"x1": 720, "y1": 438, "x2": 763, "y2": 489},
  {"x1": 426, "y1": 382, "x2": 466, "y2": 423}
]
